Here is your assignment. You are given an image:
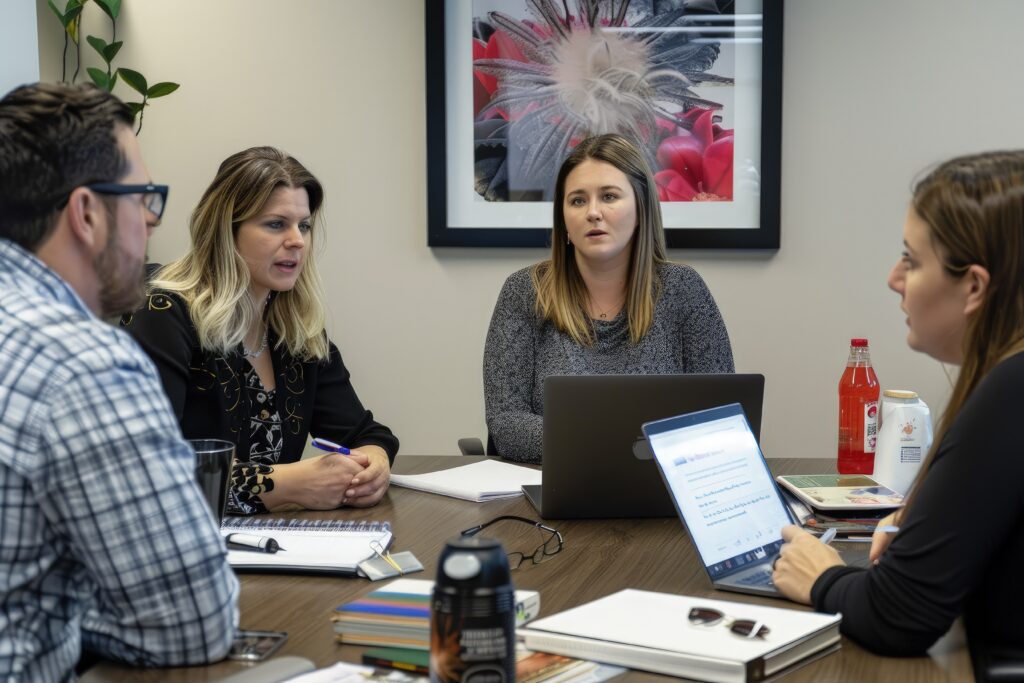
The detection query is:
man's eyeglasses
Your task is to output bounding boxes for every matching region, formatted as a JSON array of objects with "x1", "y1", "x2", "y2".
[
  {"x1": 688, "y1": 607, "x2": 770, "y2": 639},
  {"x1": 460, "y1": 515, "x2": 564, "y2": 570},
  {"x1": 86, "y1": 183, "x2": 168, "y2": 221}
]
